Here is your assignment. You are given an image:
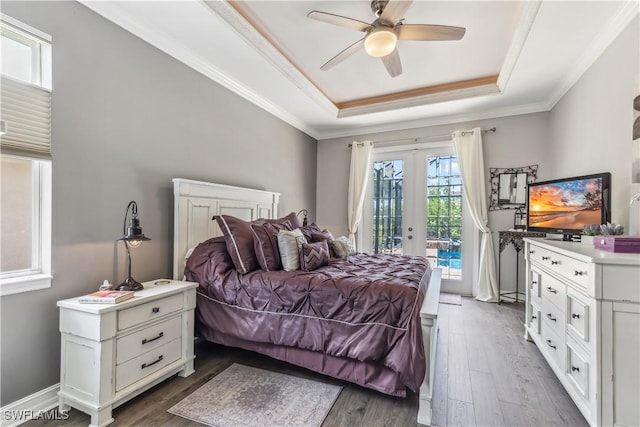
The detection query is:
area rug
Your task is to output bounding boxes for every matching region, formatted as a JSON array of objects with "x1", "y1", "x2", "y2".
[
  {"x1": 168, "y1": 363, "x2": 342, "y2": 427},
  {"x1": 439, "y1": 293, "x2": 462, "y2": 306}
]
